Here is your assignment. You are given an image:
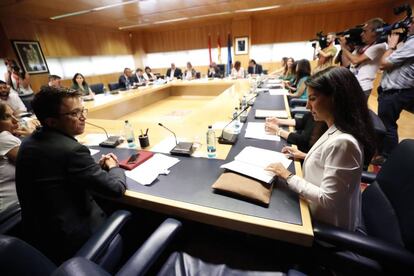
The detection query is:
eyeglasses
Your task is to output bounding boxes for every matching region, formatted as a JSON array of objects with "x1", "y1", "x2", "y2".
[{"x1": 60, "y1": 108, "x2": 88, "y2": 119}]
